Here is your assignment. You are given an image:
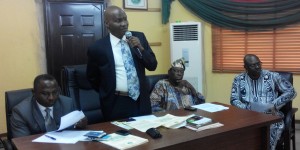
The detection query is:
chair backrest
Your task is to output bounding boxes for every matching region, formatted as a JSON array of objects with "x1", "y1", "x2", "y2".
[
  {"x1": 5, "y1": 88, "x2": 32, "y2": 140},
  {"x1": 61, "y1": 64, "x2": 103, "y2": 124},
  {"x1": 146, "y1": 74, "x2": 169, "y2": 93}
]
